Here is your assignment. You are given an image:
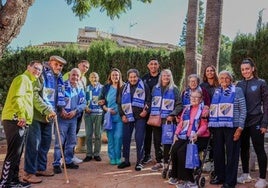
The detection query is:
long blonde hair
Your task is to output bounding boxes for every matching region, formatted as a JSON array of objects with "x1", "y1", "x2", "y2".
[{"x1": 157, "y1": 69, "x2": 177, "y2": 89}]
